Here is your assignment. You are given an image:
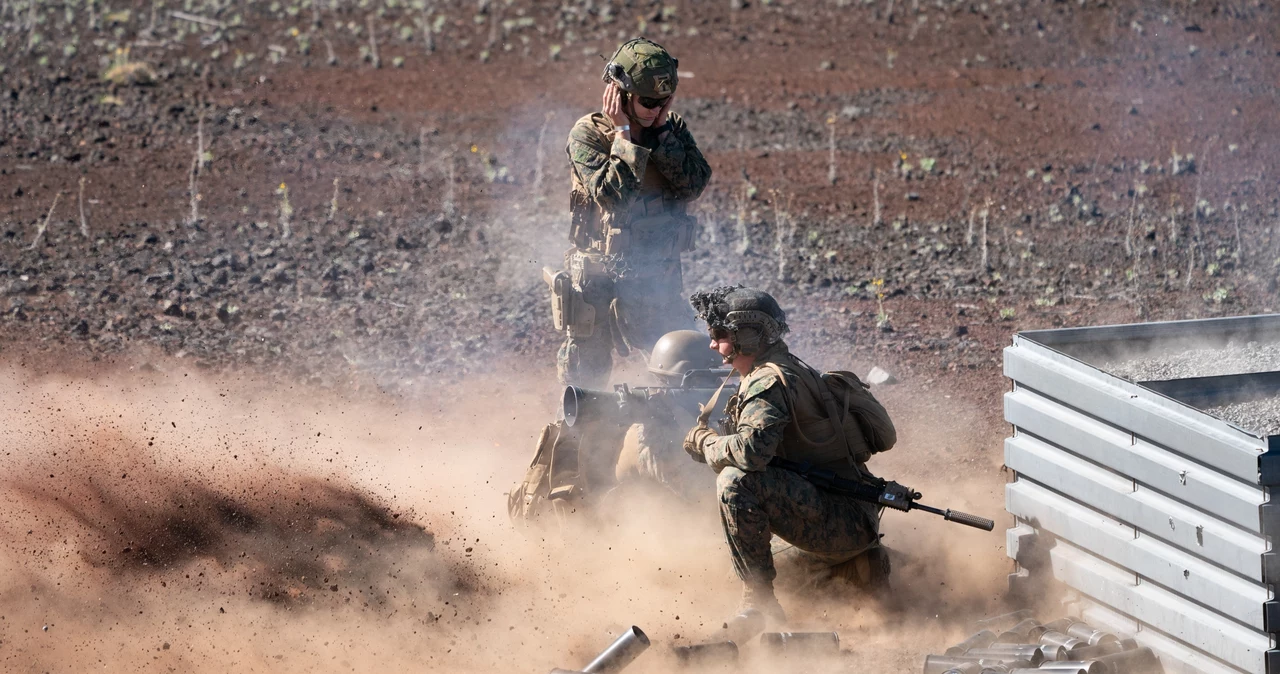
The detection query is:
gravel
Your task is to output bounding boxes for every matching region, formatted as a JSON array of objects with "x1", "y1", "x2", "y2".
[
  {"x1": 1102, "y1": 340, "x2": 1280, "y2": 381},
  {"x1": 1206, "y1": 398, "x2": 1280, "y2": 436}
]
